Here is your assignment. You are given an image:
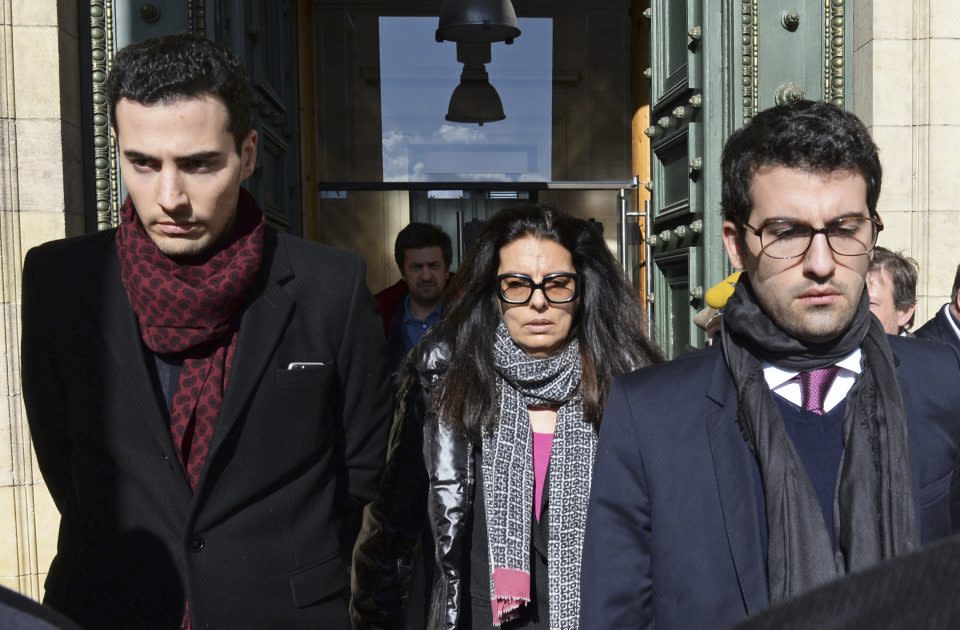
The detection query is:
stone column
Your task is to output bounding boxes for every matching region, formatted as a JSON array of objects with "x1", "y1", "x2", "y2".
[
  {"x1": 853, "y1": 0, "x2": 960, "y2": 324},
  {"x1": 0, "y1": 0, "x2": 84, "y2": 599}
]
